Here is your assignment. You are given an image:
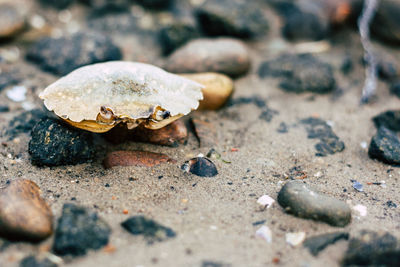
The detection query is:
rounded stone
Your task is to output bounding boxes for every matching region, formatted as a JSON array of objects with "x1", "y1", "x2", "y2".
[
  {"x1": 368, "y1": 126, "x2": 400, "y2": 165},
  {"x1": 0, "y1": 4, "x2": 25, "y2": 39}
]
